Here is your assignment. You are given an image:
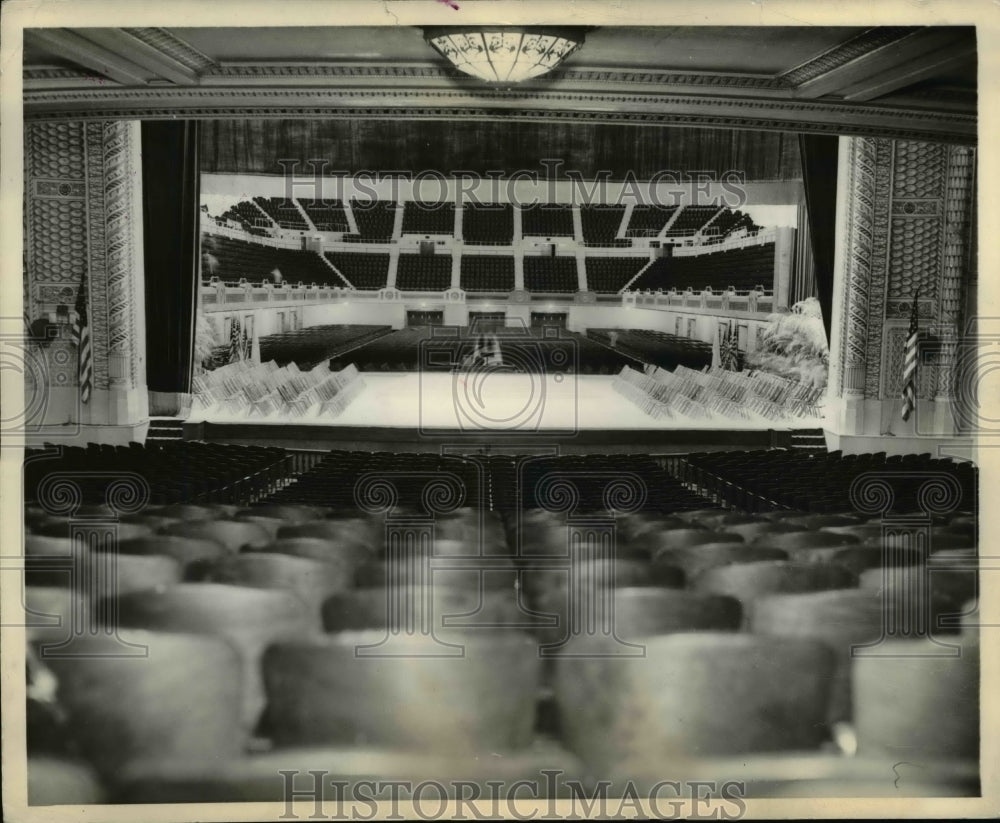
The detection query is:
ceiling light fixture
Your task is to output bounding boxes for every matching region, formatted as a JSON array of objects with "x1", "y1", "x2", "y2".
[{"x1": 424, "y1": 27, "x2": 585, "y2": 84}]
